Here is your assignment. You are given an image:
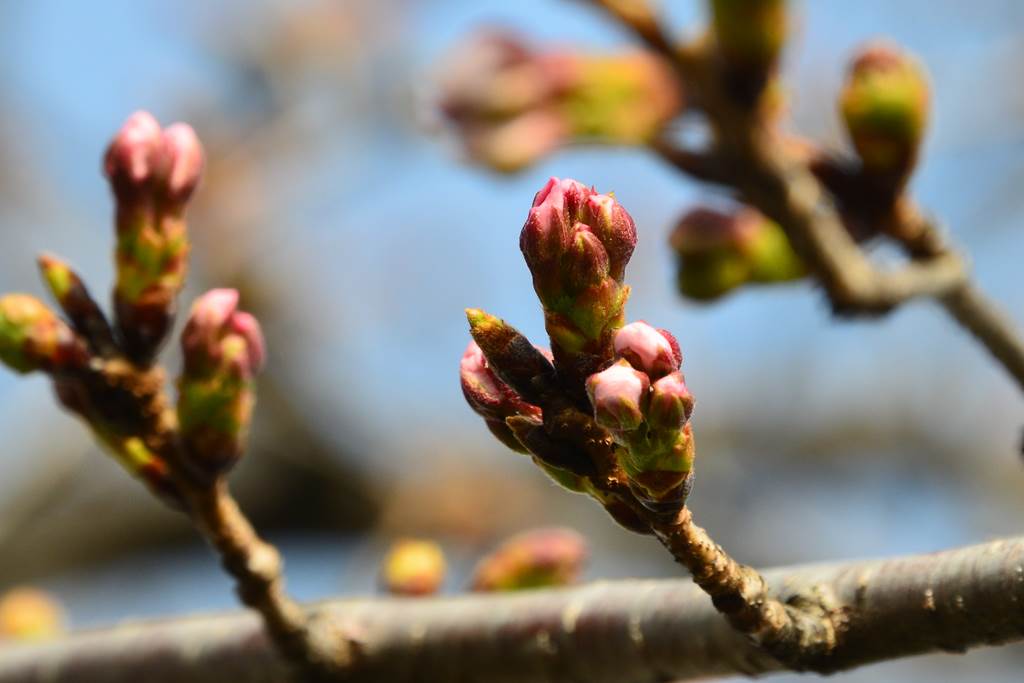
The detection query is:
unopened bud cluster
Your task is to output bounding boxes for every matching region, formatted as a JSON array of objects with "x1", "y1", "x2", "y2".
[
  {"x1": 178, "y1": 289, "x2": 265, "y2": 480},
  {"x1": 587, "y1": 322, "x2": 695, "y2": 507},
  {"x1": 104, "y1": 111, "x2": 204, "y2": 363},
  {"x1": 670, "y1": 206, "x2": 803, "y2": 301},
  {"x1": 521, "y1": 177, "x2": 637, "y2": 388},
  {"x1": 0, "y1": 111, "x2": 263, "y2": 502},
  {"x1": 462, "y1": 178, "x2": 699, "y2": 531},
  {"x1": 438, "y1": 32, "x2": 681, "y2": 172}
]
